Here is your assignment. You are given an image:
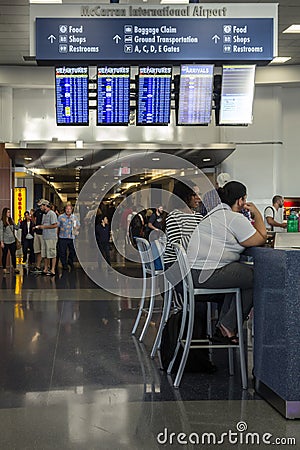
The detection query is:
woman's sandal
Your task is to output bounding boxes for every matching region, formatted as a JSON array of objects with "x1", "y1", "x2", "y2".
[
  {"x1": 211, "y1": 327, "x2": 239, "y2": 345},
  {"x1": 228, "y1": 335, "x2": 239, "y2": 345}
]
